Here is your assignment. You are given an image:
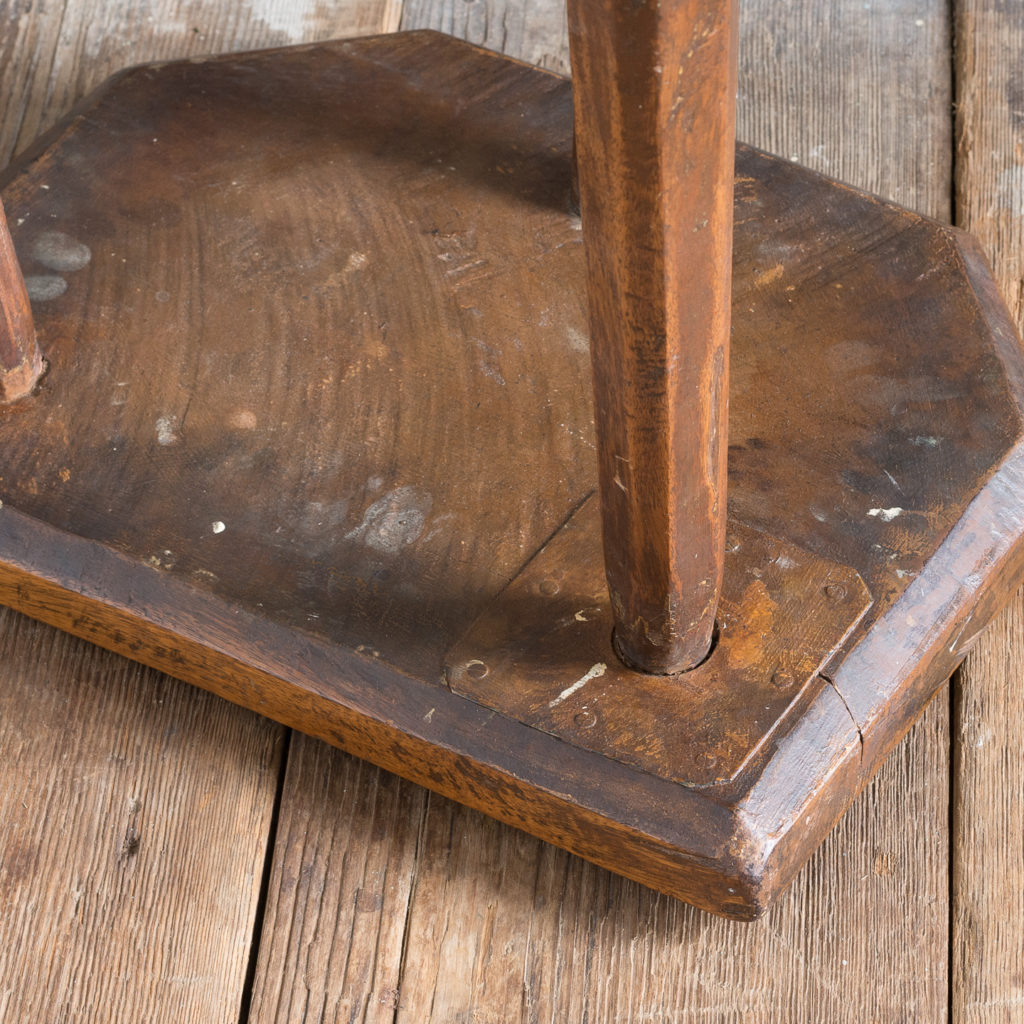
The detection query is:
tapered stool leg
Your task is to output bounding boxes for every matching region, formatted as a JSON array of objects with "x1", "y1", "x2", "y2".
[
  {"x1": 568, "y1": 0, "x2": 738, "y2": 674},
  {"x1": 0, "y1": 201, "x2": 43, "y2": 403}
]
